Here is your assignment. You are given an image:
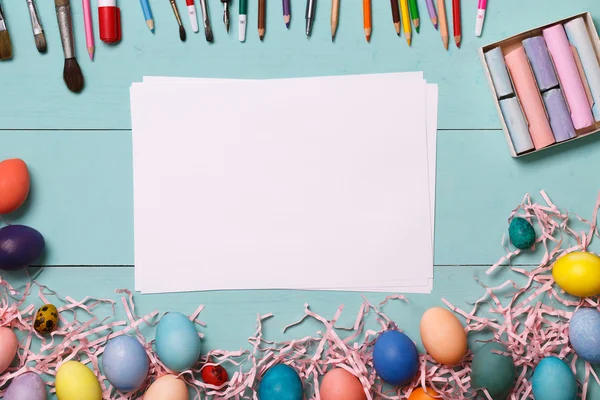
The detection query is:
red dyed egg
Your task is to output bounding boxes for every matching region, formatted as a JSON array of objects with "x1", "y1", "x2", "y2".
[
  {"x1": 0, "y1": 158, "x2": 30, "y2": 214},
  {"x1": 201, "y1": 364, "x2": 229, "y2": 387}
]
